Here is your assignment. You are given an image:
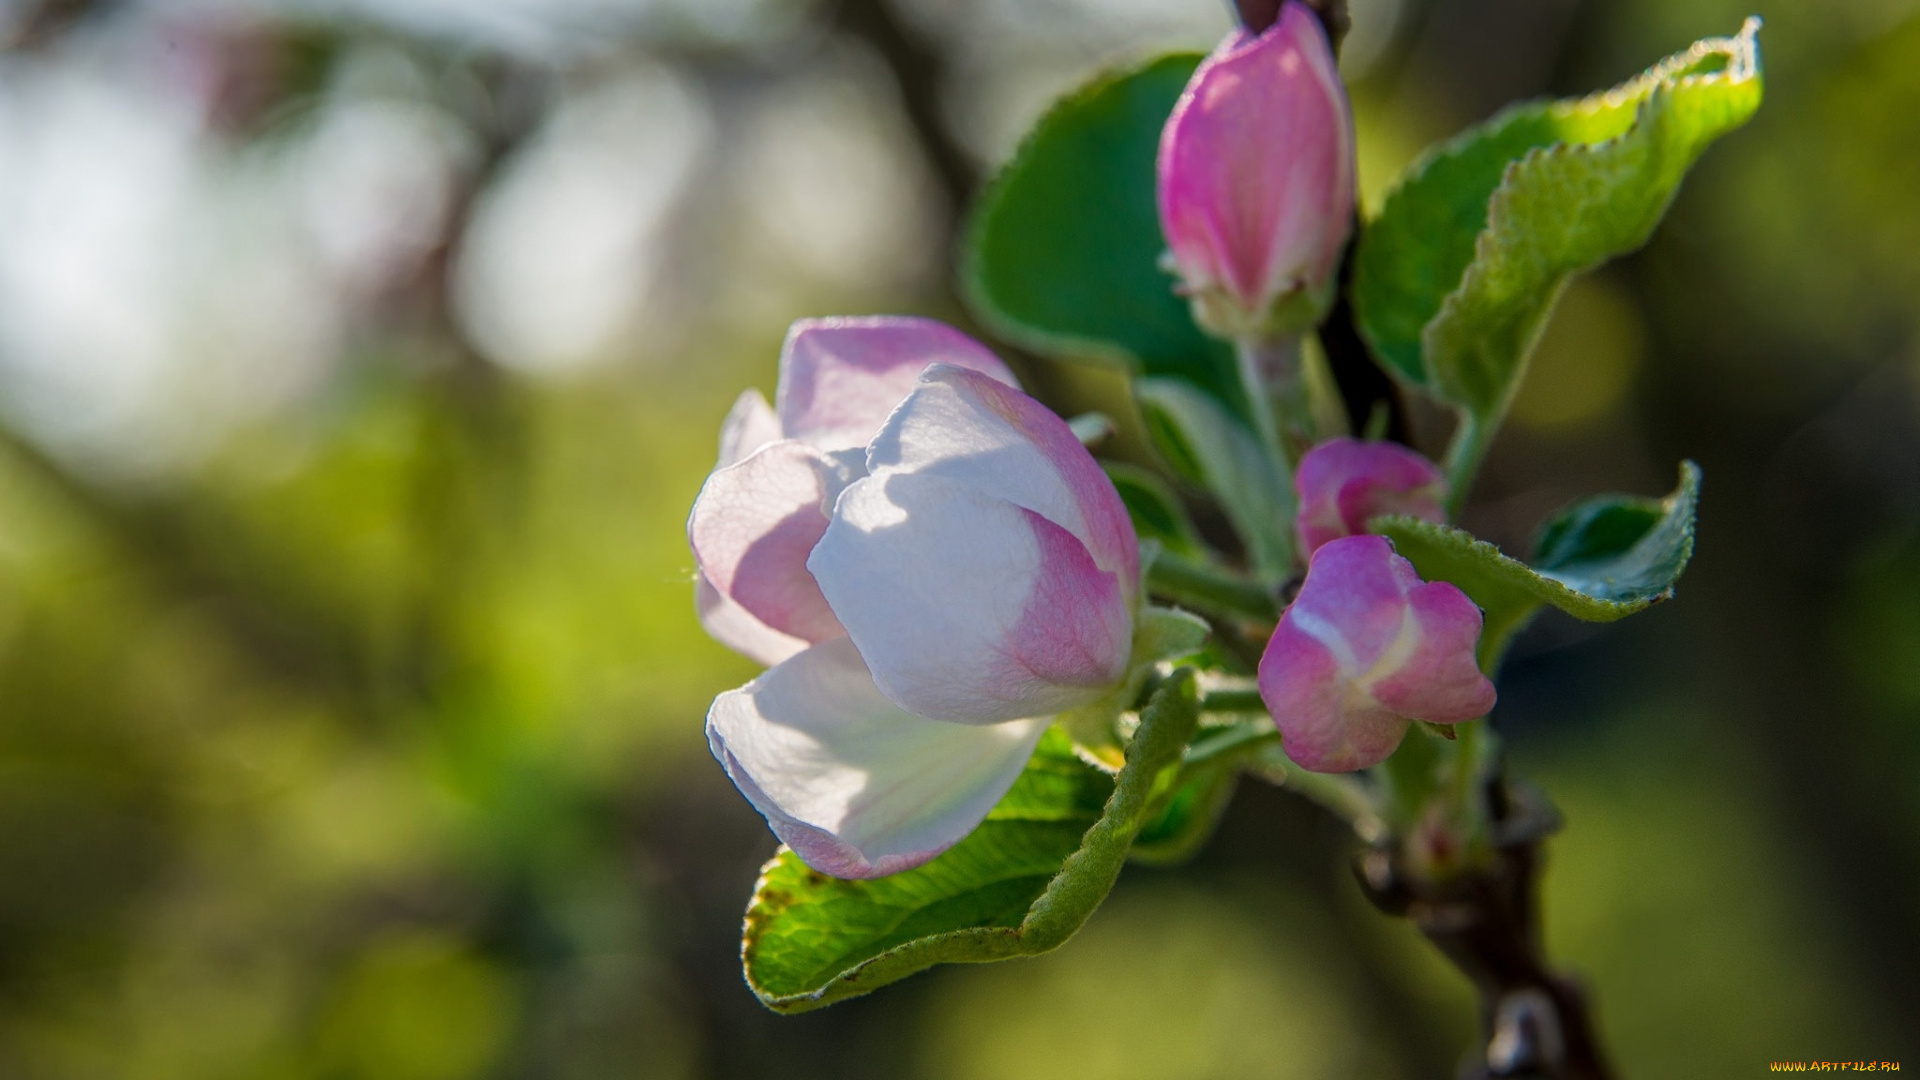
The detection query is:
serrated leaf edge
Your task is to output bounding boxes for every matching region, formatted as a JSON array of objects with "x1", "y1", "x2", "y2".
[
  {"x1": 1425, "y1": 20, "x2": 1762, "y2": 415},
  {"x1": 1356, "y1": 17, "x2": 1762, "y2": 392},
  {"x1": 1373, "y1": 460, "x2": 1700, "y2": 622}
]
